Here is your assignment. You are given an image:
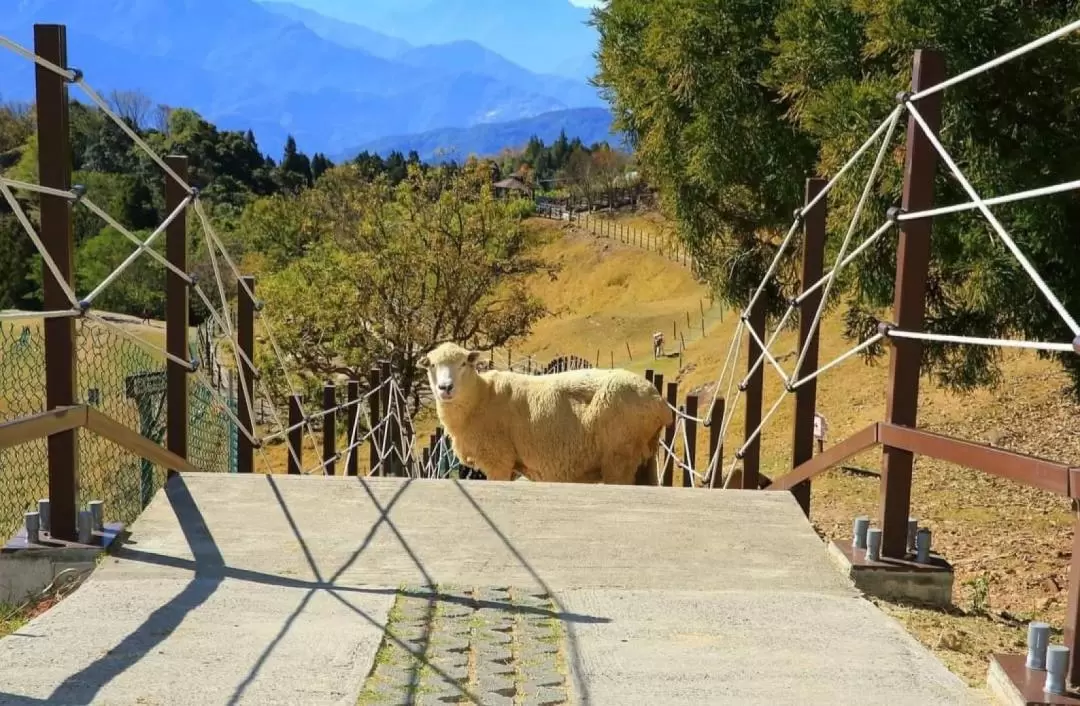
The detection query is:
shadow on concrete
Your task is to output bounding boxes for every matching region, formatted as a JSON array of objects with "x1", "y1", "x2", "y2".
[
  {"x1": 451, "y1": 480, "x2": 597, "y2": 705},
  {"x1": 1, "y1": 473, "x2": 611, "y2": 706}
]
